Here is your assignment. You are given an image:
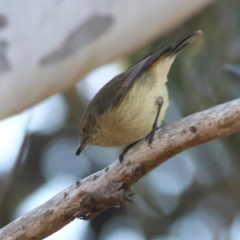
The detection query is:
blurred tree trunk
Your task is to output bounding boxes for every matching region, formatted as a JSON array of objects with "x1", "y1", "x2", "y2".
[{"x1": 0, "y1": 0, "x2": 213, "y2": 119}]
